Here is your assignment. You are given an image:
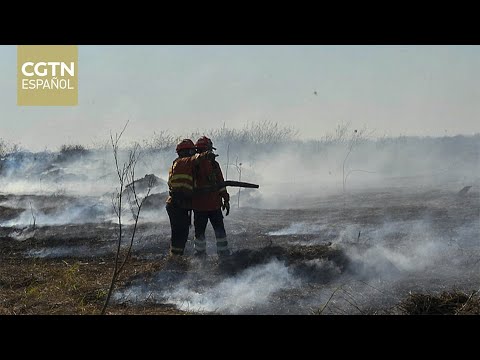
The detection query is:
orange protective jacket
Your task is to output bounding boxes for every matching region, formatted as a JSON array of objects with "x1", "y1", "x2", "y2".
[{"x1": 192, "y1": 158, "x2": 229, "y2": 212}]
